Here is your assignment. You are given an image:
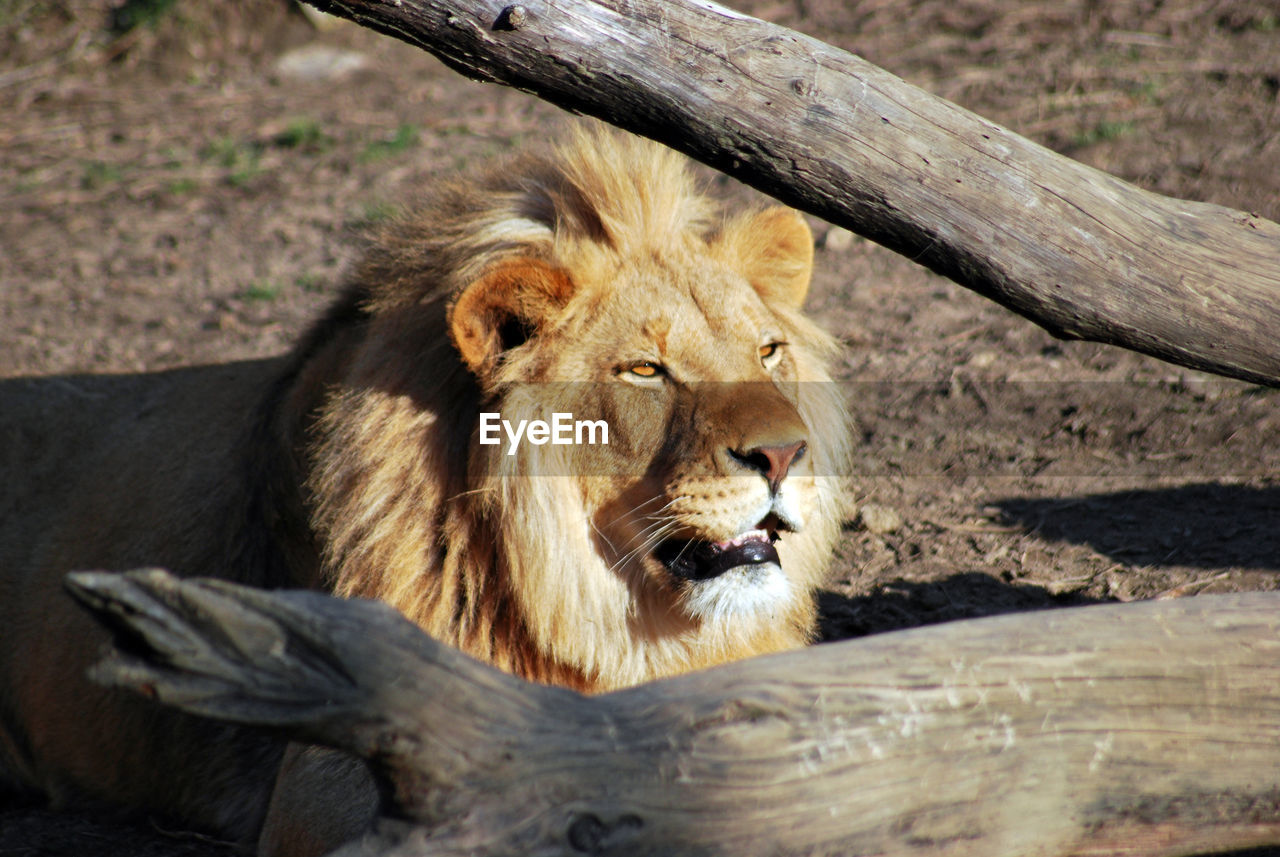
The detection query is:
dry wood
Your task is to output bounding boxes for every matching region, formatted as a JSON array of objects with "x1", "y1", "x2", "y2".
[
  {"x1": 302, "y1": 0, "x2": 1280, "y2": 387},
  {"x1": 68, "y1": 569, "x2": 1280, "y2": 857}
]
